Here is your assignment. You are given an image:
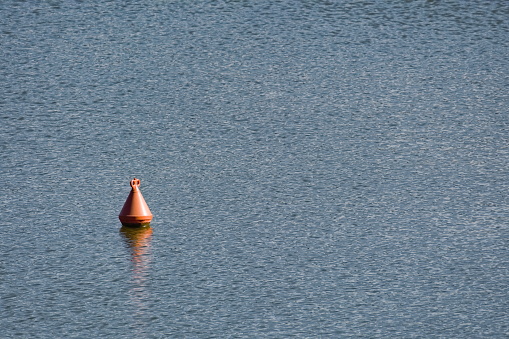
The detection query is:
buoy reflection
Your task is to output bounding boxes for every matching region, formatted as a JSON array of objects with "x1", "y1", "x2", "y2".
[
  {"x1": 120, "y1": 225, "x2": 153, "y2": 327},
  {"x1": 120, "y1": 225, "x2": 153, "y2": 264}
]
